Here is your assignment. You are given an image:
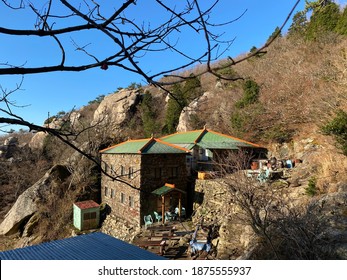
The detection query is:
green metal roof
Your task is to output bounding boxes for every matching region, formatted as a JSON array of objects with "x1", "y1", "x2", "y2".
[
  {"x1": 160, "y1": 130, "x2": 203, "y2": 144},
  {"x1": 197, "y1": 141, "x2": 240, "y2": 150},
  {"x1": 160, "y1": 128, "x2": 262, "y2": 150},
  {"x1": 100, "y1": 138, "x2": 190, "y2": 154},
  {"x1": 152, "y1": 184, "x2": 186, "y2": 196},
  {"x1": 100, "y1": 129, "x2": 264, "y2": 155}
]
